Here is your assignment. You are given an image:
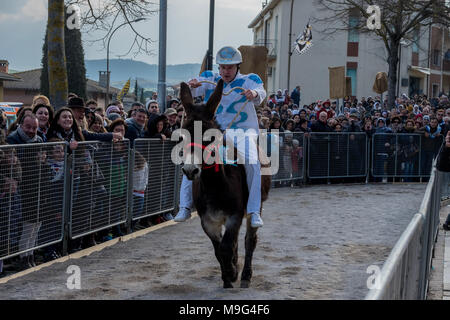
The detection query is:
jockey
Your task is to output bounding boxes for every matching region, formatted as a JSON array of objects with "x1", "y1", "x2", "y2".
[{"x1": 174, "y1": 46, "x2": 266, "y2": 228}]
